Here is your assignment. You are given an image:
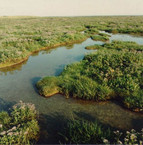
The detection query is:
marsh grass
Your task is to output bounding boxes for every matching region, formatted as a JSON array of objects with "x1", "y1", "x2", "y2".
[
  {"x1": 1, "y1": 16, "x2": 143, "y2": 68},
  {"x1": 85, "y1": 44, "x2": 103, "y2": 50},
  {"x1": 59, "y1": 119, "x2": 112, "y2": 144},
  {"x1": 0, "y1": 101, "x2": 39, "y2": 144},
  {"x1": 59, "y1": 119, "x2": 143, "y2": 144},
  {"x1": 36, "y1": 77, "x2": 61, "y2": 97},
  {"x1": 84, "y1": 27, "x2": 99, "y2": 35},
  {"x1": 37, "y1": 41, "x2": 143, "y2": 112},
  {"x1": 91, "y1": 35, "x2": 109, "y2": 41}
]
